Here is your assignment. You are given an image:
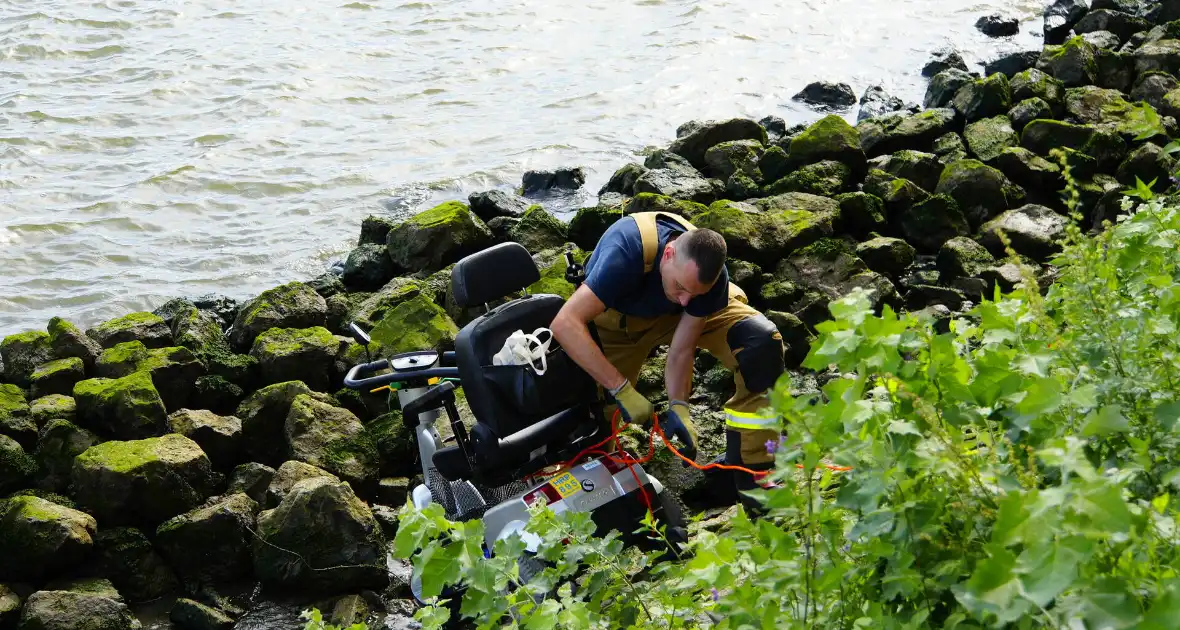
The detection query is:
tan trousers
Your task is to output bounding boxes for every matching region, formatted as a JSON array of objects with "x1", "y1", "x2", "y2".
[{"x1": 593, "y1": 283, "x2": 781, "y2": 467}]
